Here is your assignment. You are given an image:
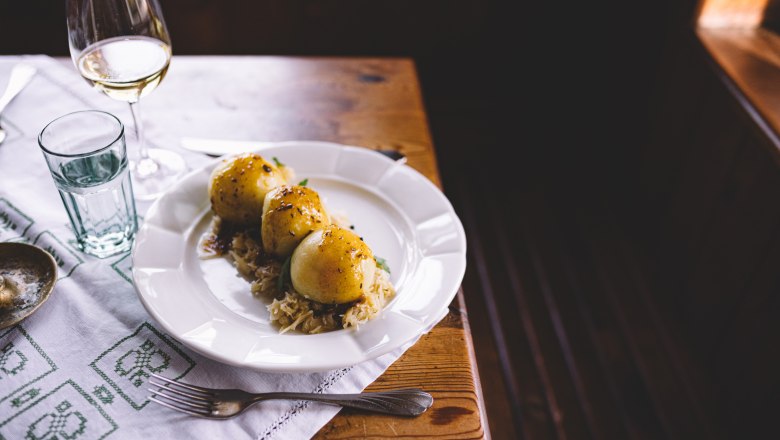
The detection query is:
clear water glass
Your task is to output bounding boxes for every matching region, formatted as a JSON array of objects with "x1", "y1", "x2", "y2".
[{"x1": 38, "y1": 110, "x2": 137, "y2": 258}]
